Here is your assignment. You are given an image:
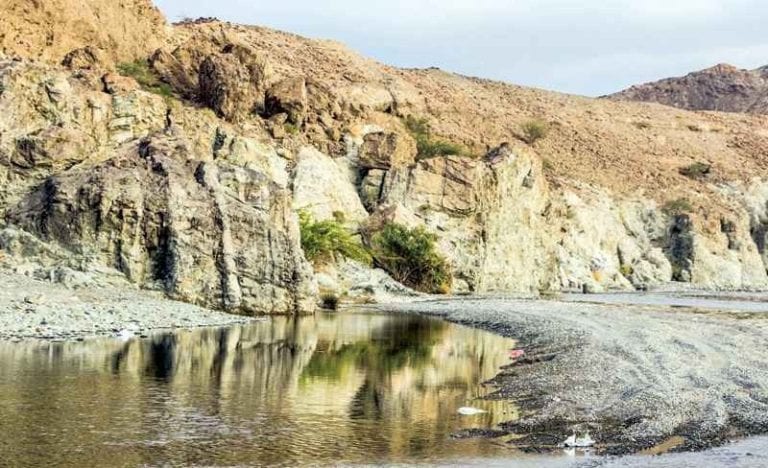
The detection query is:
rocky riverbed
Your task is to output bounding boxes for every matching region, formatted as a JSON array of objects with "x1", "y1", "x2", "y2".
[
  {"x1": 372, "y1": 294, "x2": 768, "y2": 456},
  {"x1": 0, "y1": 269, "x2": 253, "y2": 342}
]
